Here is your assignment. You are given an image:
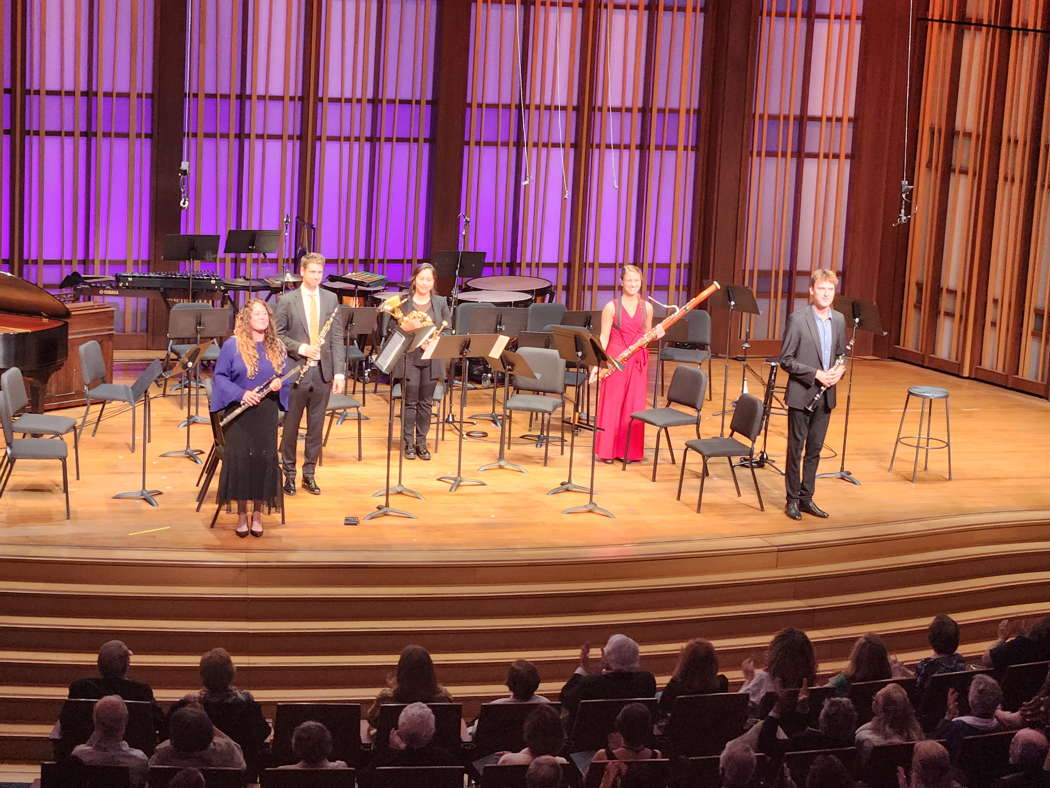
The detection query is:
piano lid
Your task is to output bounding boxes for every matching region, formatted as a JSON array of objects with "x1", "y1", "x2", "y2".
[{"x1": 0, "y1": 271, "x2": 71, "y2": 319}]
